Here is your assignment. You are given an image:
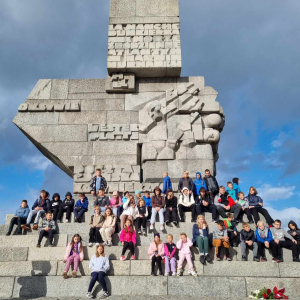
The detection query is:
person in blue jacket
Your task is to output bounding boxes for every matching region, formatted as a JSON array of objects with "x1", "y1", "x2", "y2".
[
  {"x1": 6, "y1": 200, "x2": 30, "y2": 235},
  {"x1": 193, "y1": 172, "x2": 207, "y2": 196},
  {"x1": 232, "y1": 178, "x2": 241, "y2": 199},
  {"x1": 74, "y1": 193, "x2": 89, "y2": 223},
  {"x1": 162, "y1": 172, "x2": 172, "y2": 195},
  {"x1": 255, "y1": 220, "x2": 274, "y2": 262}
]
